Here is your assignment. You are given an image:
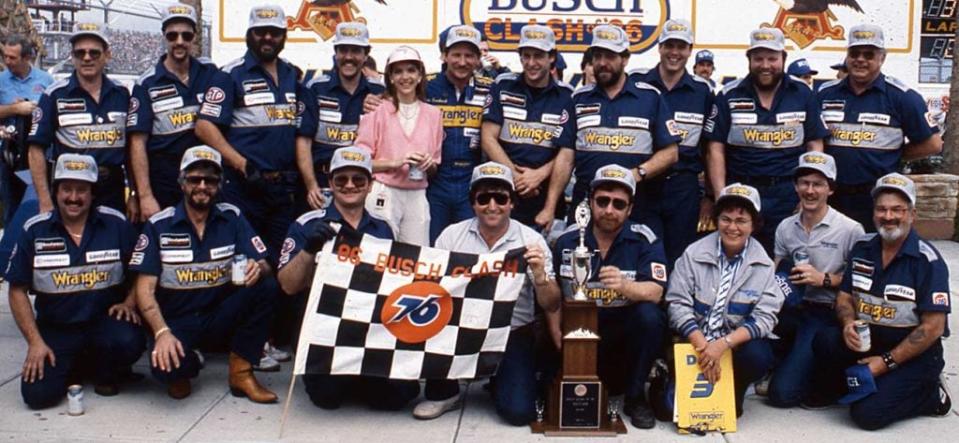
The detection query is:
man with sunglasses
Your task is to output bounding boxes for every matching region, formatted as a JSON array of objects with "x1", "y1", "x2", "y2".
[
  {"x1": 627, "y1": 19, "x2": 716, "y2": 266},
  {"x1": 128, "y1": 4, "x2": 220, "y2": 222},
  {"x1": 297, "y1": 23, "x2": 384, "y2": 210},
  {"x1": 817, "y1": 25, "x2": 942, "y2": 232},
  {"x1": 277, "y1": 146, "x2": 420, "y2": 411},
  {"x1": 480, "y1": 25, "x2": 575, "y2": 229},
  {"x1": 132, "y1": 146, "x2": 279, "y2": 403},
  {"x1": 414, "y1": 161, "x2": 559, "y2": 423},
  {"x1": 28, "y1": 23, "x2": 131, "y2": 216},
  {"x1": 552, "y1": 164, "x2": 668, "y2": 429},
  {"x1": 704, "y1": 28, "x2": 829, "y2": 254}
]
